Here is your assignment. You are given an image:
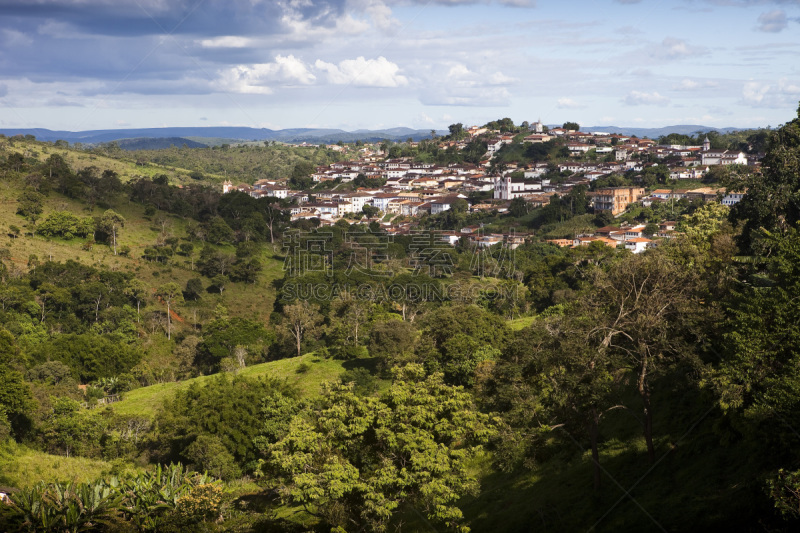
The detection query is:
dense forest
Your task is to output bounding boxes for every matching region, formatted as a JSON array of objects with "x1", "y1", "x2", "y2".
[{"x1": 0, "y1": 105, "x2": 799, "y2": 531}]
